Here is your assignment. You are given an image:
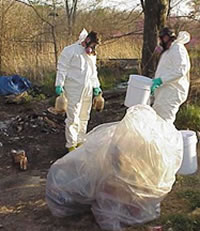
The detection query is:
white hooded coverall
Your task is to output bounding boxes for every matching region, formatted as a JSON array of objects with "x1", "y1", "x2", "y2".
[
  {"x1": 152, "y1": 31, "x2": 191, "y2": 123},
  {"x1": 55, "y1": 30, "x2": 100, "y2": 148}
]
